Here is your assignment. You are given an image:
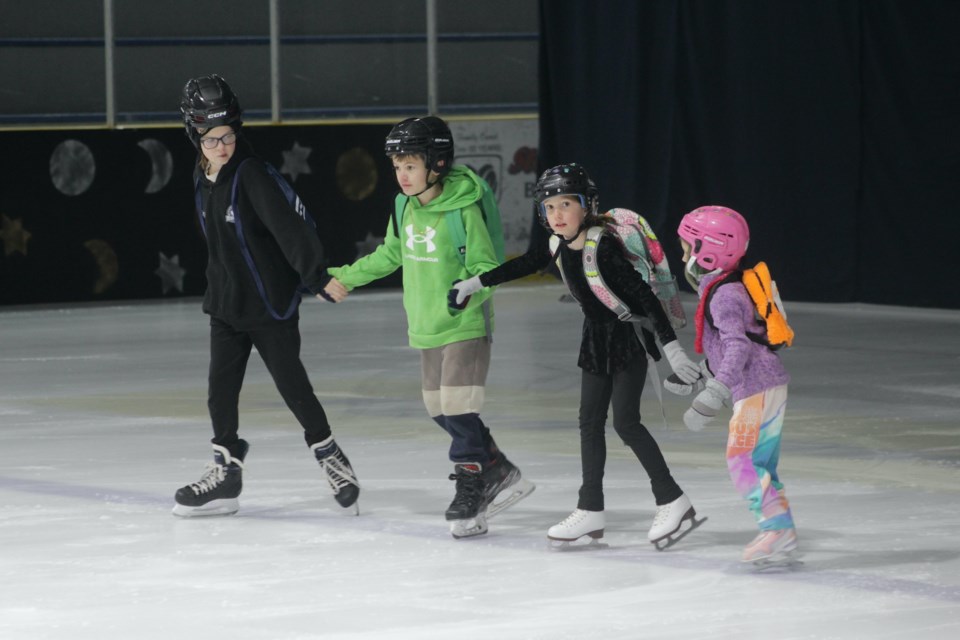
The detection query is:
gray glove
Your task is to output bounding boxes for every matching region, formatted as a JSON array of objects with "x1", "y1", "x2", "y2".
[
  {"x1": 448, "y1": 275, "x2": 482, "y2": 309},
  {"x1": 662, "y1": 341, "x2": 699, "y2": 384},
  {"x1": 683, "y1": 378, "x2": 731, "y2": 432},
  {"x1": 664, "y1": 360, "x2": 712, "y2": 396}
]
